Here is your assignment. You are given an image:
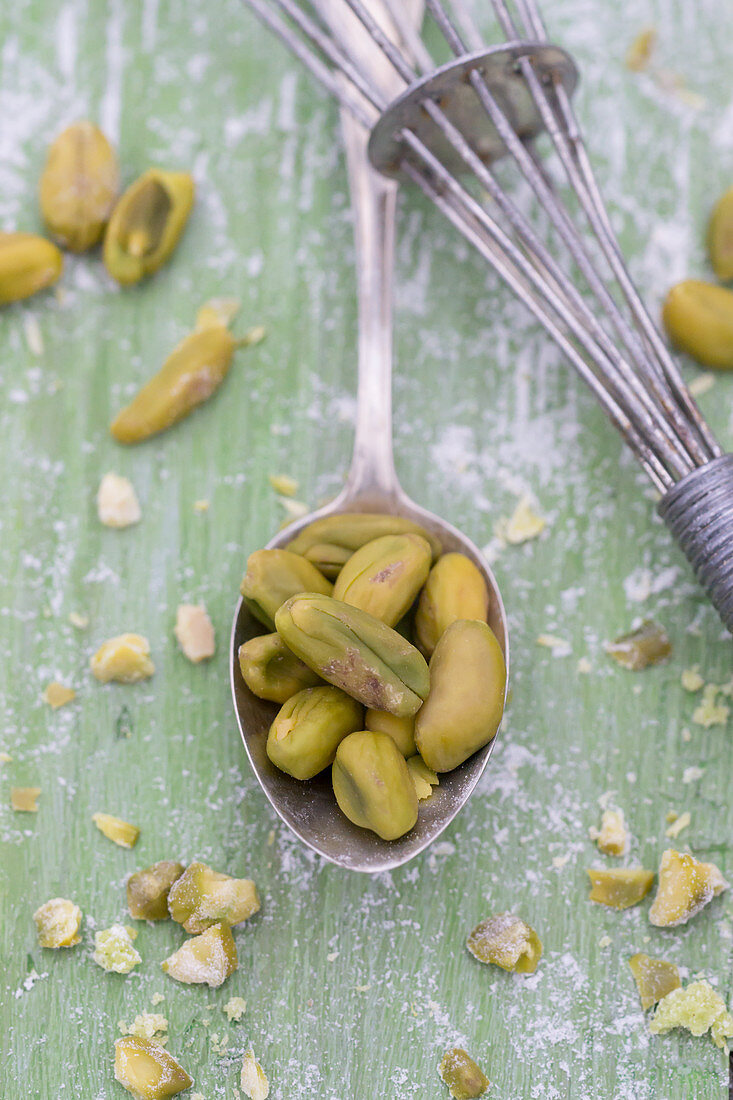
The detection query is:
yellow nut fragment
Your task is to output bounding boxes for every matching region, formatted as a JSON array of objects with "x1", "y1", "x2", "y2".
[
  {"x1": 11, "y1": 786, "x2": 41, "y2": 812},
  {"x1": 174, "y1": 604, "x2": 215, "y2": 663},
  {"x1": 268, "y1": 473, "x2": 298, "y2": 497},
  {"x1": 650, "y1": 980, "x2": 733, "y2": 1052},
  {"x1": 406, "y1": 755, "x2": 439, "y2": 801},
  {"x1": 0, "y1": 232, "x2": 63, "y2": 305},
  {"x1": 39, "y1": 121, "x2": 119, "y2": 251},
  {"x1": 662, "y1": 280, "x2": 733, "y2": 370},
  {"x1": 365, "y1": 709, "x2": 416, "y2": 757},
  {"x1": 466, "y1": 912, "x2": 542, "y2": 974},
  {"x1": 128, "y1": 860, "x2": 185, "y2": 920},
  {"x1": 626, "y1": 27, "x2": 656, "y2": 71},
  {"x1": 680, "y1": 666, "x2": 704, "y2": 692},
  {"x1": 708, "y1": 186, "x2": 733, "y2": 281},
  {"x1": 104, "y1": 168, "x2": 194, "y2": 285},
  {"x1": 195, "y1": 297, "x2": 240, "y2": 331},
  {"x1": 587, "y1": 868, "x2": 654, "y2": 909},
  {"x1": 161, "y1": 921, "x2": 237, "y2": 988},
  {"x1": 33, "y1": 897, "x2": 82, "y2": 947},
  {"x1": 93, "y1": 923, "x2": 142, "y2": 973},
  {"x1": 114, "y1": 1036, "x2": 193, "y2": 1099},
  {"x1": 629, "y1": 953, "x2": 681, "y2": 1010},
  {"x1": 42, "y1": 681, "x2": 76, "y2": 708},
  {"x1": 438, "y1": 1048, "x2": 489, "y2": 1099},
  {"x1": 240, "y1": 1050, "x2": 269, "y2": 1100},
  {"x1": 93, "y1": 811, "x2": 140, "y2": 849},
  {"x1": 91, "y1": 633, "x2": 155, "y2": 683},
  {"x1": 606, "y1": 620, "x2": 671, "y2": 670},
  {"x1": 119, "y1": 1012, "x2": 168, "y2": 1045},
  {"x1": 223, "y1": 996, "x2": 247, "y2": 1022},
  {"x1": 97, "y1": 472, "x2": 141, "y2": 528},
  {"x1": 648, "y1": 848, "x2": 727, "y2": 927},
  {"x1": 496, "y1": 494, "x2": 546, "y2": 545},
  {"x1": 168, "y1": 861, "x2": 259, "y2": 933},
  {"x1": 589, "y1": 808, "x2": 628, "y2": 856}
]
